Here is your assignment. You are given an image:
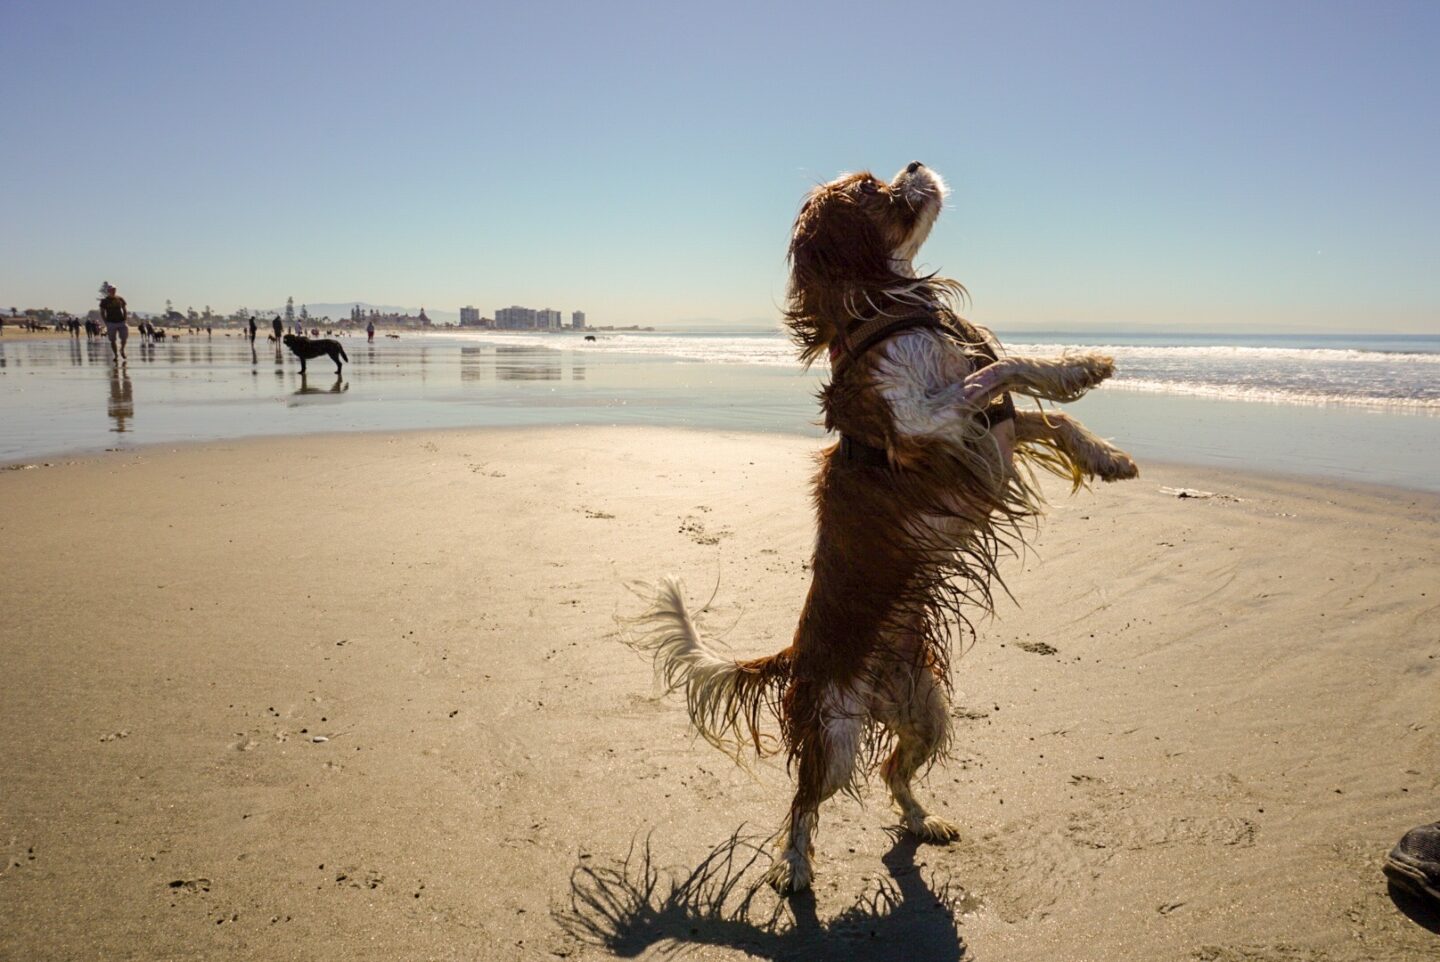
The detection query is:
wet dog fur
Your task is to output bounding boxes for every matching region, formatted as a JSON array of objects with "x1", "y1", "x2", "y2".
[{"x1": 631, "y1": 163, "x2": 1138, "y2": 894}]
